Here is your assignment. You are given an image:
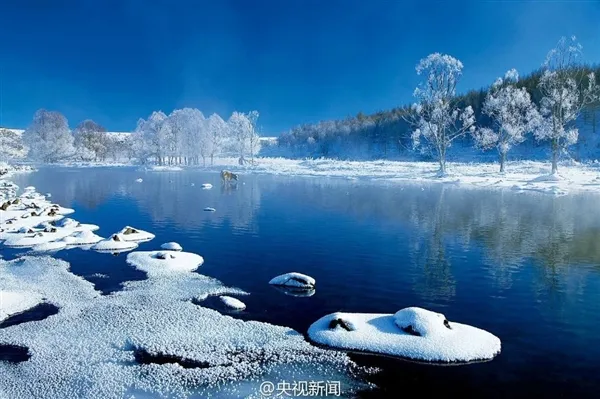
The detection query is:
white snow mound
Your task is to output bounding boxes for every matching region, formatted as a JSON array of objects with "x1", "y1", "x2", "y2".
[
  {"x1": 126, "y1": 250, "x2": 204, "y2": 277},
  {"x1": 160, "y1": 242, "x2": 183, "y2": 251},
  {"x1": 116, "y1": 226, "x2": 155, "y2": 242},
  {"x1": 91, "y1": 234, "x2": 138, "y2": 252},
  {"x1": 269, "y1": 272, "x2": 316, "y2": 289},
  {"x1": 308, "y1": 307, "x2": 501, "y2": 363},
  {"x1": 201, "y1": 183, "x2": 213, "y2": 189},
  {"x1": 204, "y1": 207, "x2": 216, "y2": 212},
  {"x1": 220, "y1": 296, "x2": 246, "y2": 310},
  {"x1": 60, "y1": 230, "x2": 104, "y2": 245}
]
